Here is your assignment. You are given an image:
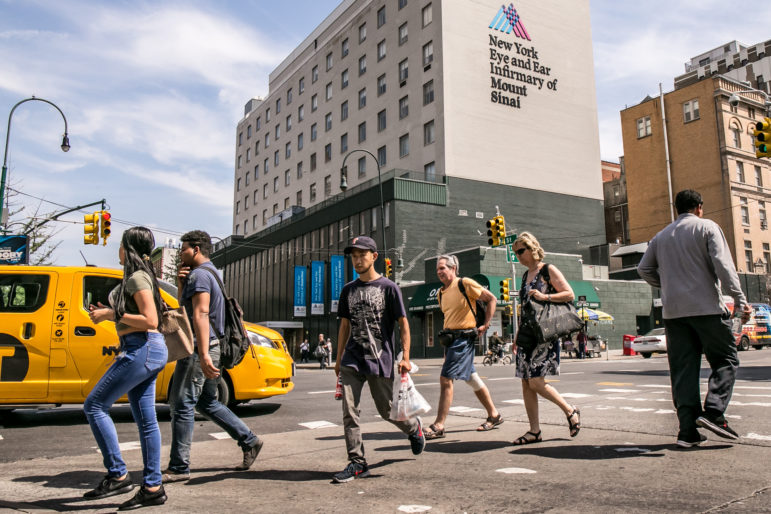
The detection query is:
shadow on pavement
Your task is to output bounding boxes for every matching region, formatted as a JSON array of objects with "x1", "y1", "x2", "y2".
[
  {"x1": 385, "y1": 439, "x2": 512, "y2": 454},
  {"x1": 12, "y1": 469, "x2": 104, "y2": 489},
  {"x1": 510, "y1": 442, "x2": 734, "y2": 459},
  {"x1": 315, "y1": 430, "x2": 403, "y2": 442},
  {"x1": 0, "y1": 497, "x2": 119, "y2": 512}
]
